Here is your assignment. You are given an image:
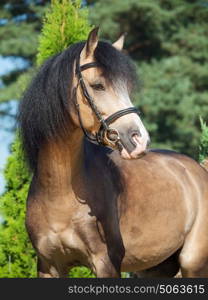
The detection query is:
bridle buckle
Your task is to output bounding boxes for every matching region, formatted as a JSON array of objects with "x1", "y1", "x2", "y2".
[{"x1": 104, "y1": 128, "x2": 120, "y2": 144}]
